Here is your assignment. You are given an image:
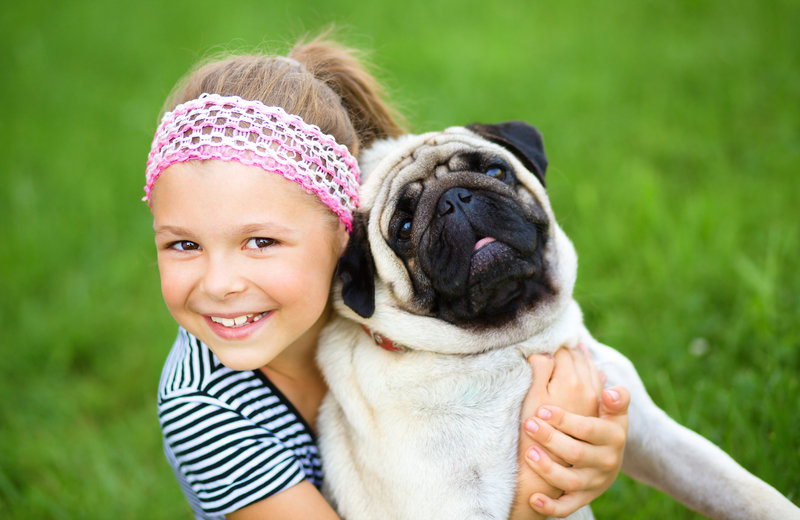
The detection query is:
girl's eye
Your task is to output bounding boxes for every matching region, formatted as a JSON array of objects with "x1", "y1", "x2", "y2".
[
  {"x1": 485, "y1": 166, "x2": 506, "y2": 181},
  {"x1": 171, "y1": 241, "x2": 200, "y2": 251},
  {"x1": 246, "y1": 237, "x2": 276, "y2": 249},
  {"x1": 397, "y1": 220, "x2": 413, "y2": 242}
]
